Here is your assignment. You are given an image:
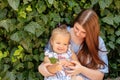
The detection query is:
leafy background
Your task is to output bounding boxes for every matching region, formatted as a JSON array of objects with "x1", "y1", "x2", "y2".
[{"x1": 0, "y1": 0, "x2": 120, "y2": 80}]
